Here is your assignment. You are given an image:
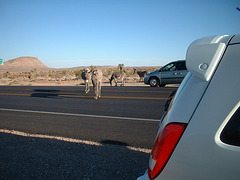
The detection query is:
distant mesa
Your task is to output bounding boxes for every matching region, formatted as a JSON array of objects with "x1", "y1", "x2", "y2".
[{"x1": 0, "y1": 57, "x2": 50, "y2": 72}]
